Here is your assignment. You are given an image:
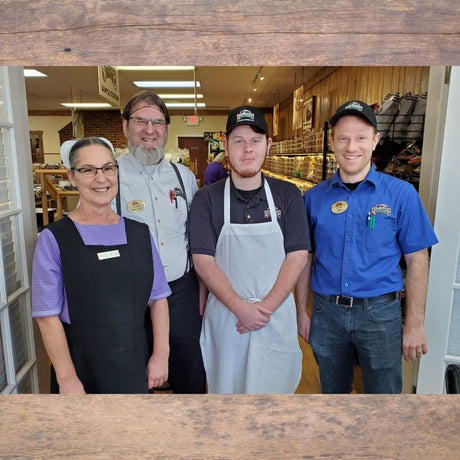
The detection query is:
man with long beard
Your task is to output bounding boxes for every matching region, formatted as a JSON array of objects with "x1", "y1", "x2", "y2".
[
  {"x1": 115, "y1": 91, "x2": 206, "y2": 394},
  {"x1": 189, "y1": 106, "x2": 310, "y2": 393}
]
